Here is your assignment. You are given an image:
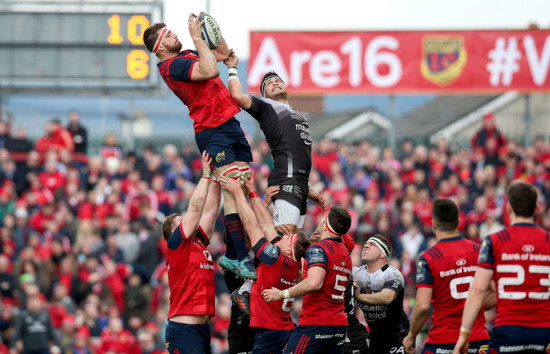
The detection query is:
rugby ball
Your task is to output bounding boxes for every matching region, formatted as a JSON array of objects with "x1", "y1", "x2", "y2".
[{"x1": 199, "y1": 12, "x2": 221, "y2": 50}]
